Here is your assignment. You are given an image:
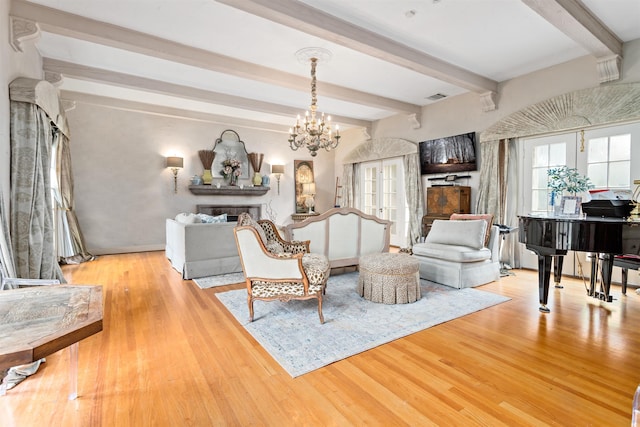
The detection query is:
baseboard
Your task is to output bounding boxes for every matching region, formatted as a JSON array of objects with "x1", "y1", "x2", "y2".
[{"x1": 88, "y1": 244, "x2": 165, "y2": 255}]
